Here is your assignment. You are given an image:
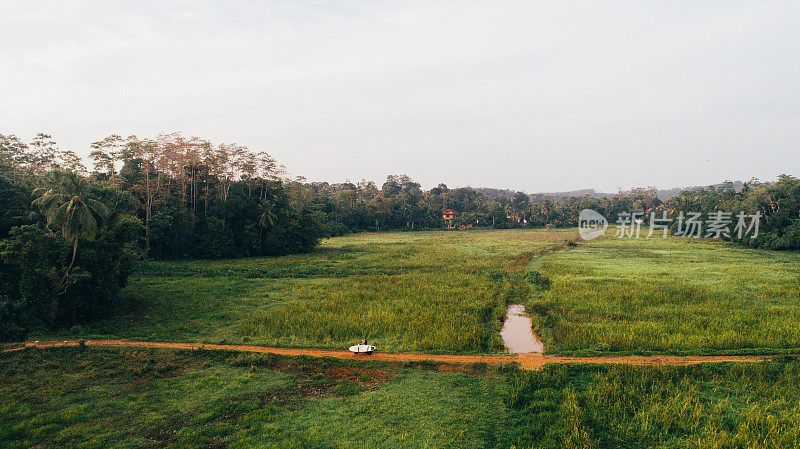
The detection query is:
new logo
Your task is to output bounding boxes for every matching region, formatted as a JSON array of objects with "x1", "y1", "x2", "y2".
[{"x1": 578, "y1": 209, "x2": 608, "y2": 240}]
